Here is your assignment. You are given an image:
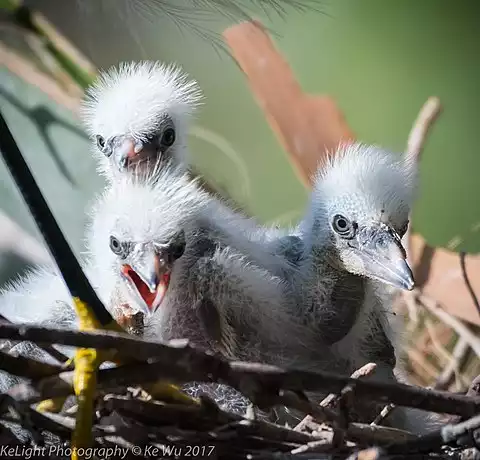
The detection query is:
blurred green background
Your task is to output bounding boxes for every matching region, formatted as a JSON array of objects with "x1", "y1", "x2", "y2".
[{"x1": 1, "y1": 0, "x2": 480, "y2": 286}]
